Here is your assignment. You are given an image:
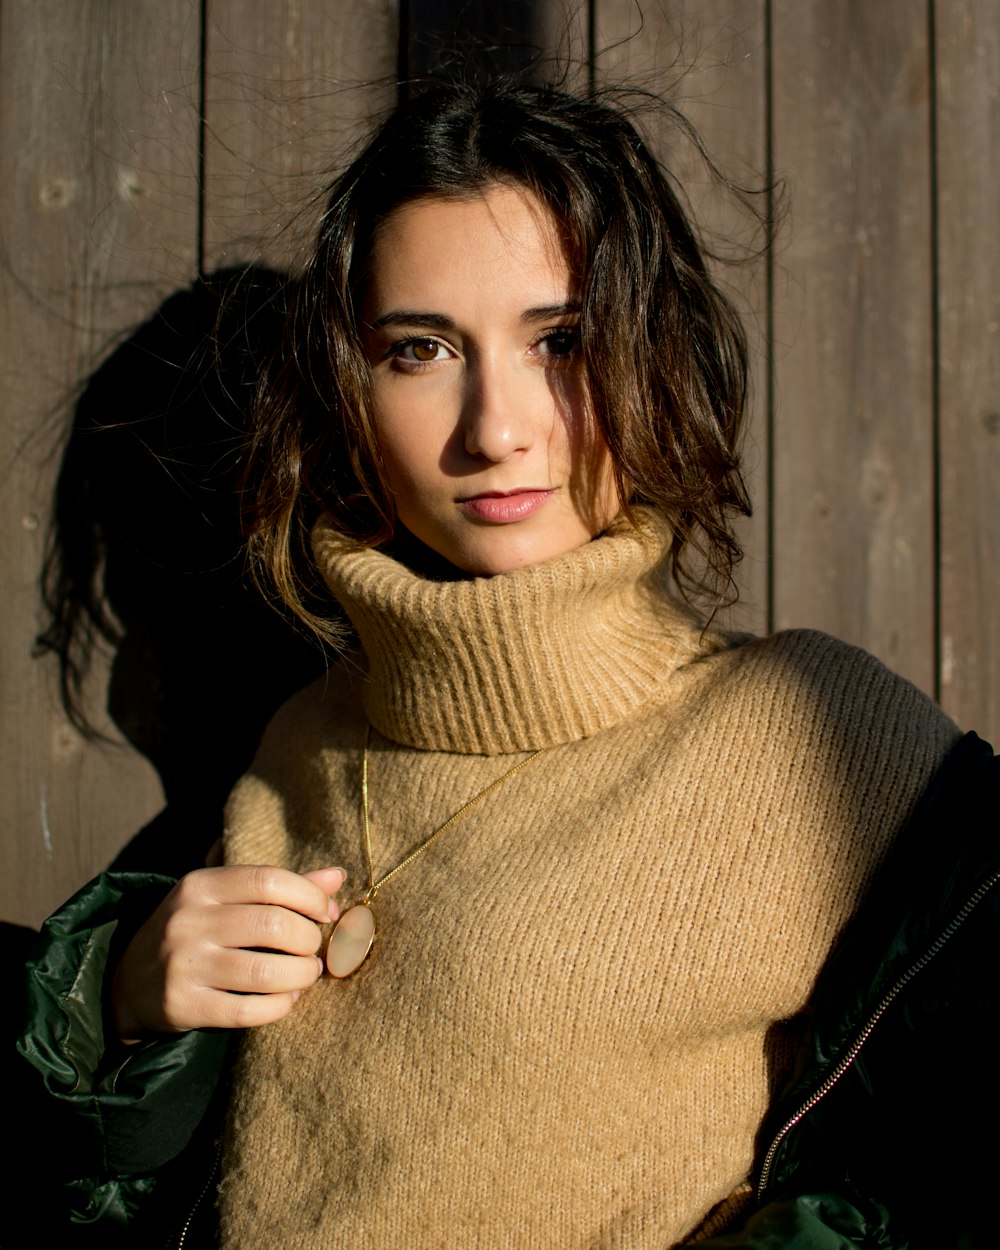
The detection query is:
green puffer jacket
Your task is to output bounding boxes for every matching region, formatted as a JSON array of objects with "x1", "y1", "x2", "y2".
[
  {"x1": 16, "y1": 874, "x2": 231, "y2": 1247},
  {"x1": 16, "y1": 733, "x2": 998, "y2": 1249}
]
